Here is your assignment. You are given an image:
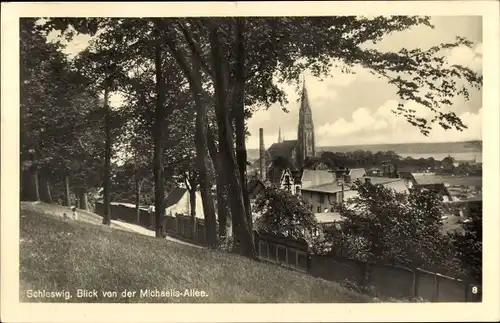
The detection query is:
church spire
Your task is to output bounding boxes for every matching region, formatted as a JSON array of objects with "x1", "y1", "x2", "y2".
[
  {"x1": 296, "y1": 74, "x2": 315, "y2": 168},
  {"x1": 278, "y1": 127, "x2": 282, "y2": 143}
]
